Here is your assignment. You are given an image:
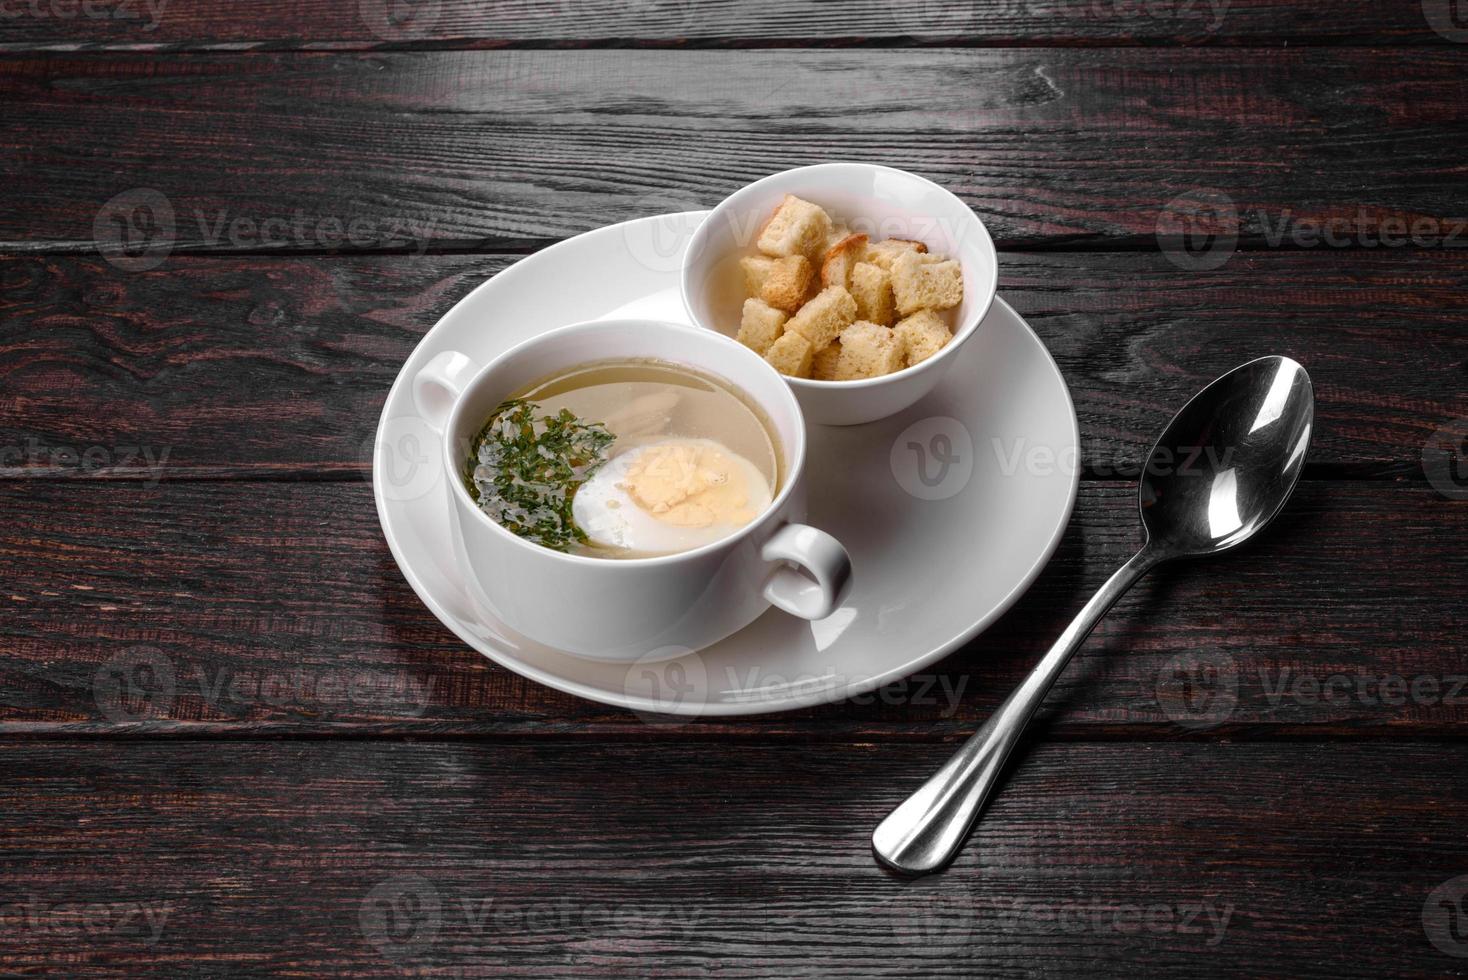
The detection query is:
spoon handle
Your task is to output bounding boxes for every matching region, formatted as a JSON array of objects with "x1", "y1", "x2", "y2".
[{"x1": 872, "y1": 548, "x2": 1156, "y2": 875}]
